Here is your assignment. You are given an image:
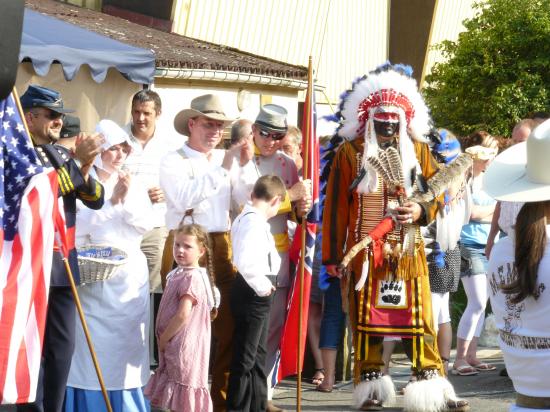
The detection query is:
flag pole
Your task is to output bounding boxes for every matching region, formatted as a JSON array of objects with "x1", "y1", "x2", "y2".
[
  {"x1": 13, "y1": 88, "x2": 113, "y2": 412},
  {"x1": 296, "y1": 55, "x2": 314, "y2": 412}
]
